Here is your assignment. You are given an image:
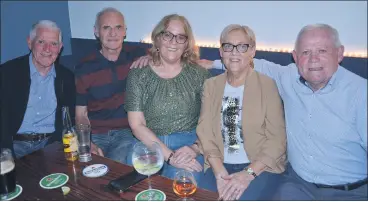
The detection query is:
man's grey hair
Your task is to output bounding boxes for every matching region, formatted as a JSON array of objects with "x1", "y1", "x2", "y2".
[
  {"x1": 294, "y1": 23, "x2": 342, "y2": 50},
  {"x1": 29, "y1": 20, "x2": 62, "y2": 43},
  {"x1": 94, "y1": 7, "x2": 125, "y2": 28}
]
